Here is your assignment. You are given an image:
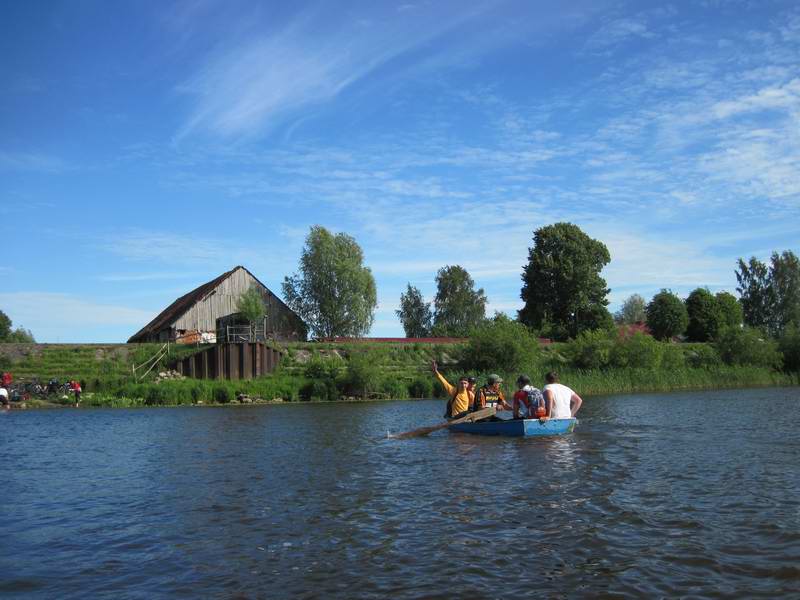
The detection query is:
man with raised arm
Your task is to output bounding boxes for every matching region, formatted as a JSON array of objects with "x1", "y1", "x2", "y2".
[
  {"x1": 432, "y1": 361, "x2": 474, "y2": 419},
  {"x1": 542, "y1": 371, "x2": 583, "y2": 419}
]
